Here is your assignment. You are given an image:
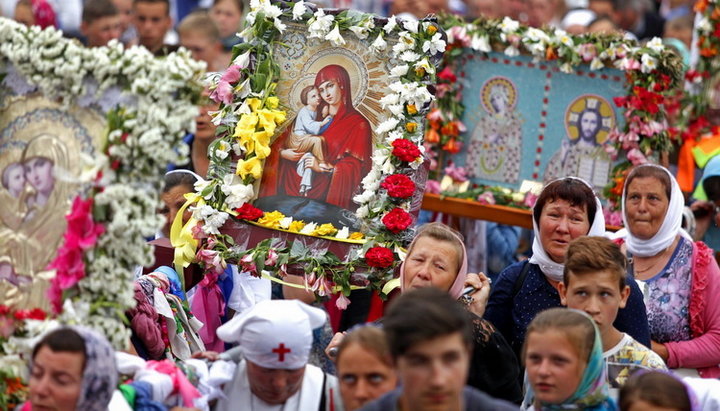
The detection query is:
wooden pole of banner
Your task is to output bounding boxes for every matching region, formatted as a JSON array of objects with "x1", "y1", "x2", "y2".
[
  {"x1": 421, "y1": 193, "x2": 534, "y2": 229},
  {"x1": 421, "y1": 193, "x2": 622, "y2": 231}
]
